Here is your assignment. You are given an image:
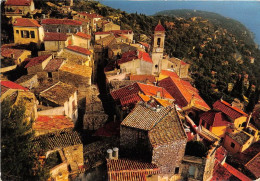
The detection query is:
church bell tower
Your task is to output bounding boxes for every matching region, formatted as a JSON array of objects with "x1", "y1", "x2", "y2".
[{"x1": 152, "y1": 20, "x2": 165, "y2": 74}]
